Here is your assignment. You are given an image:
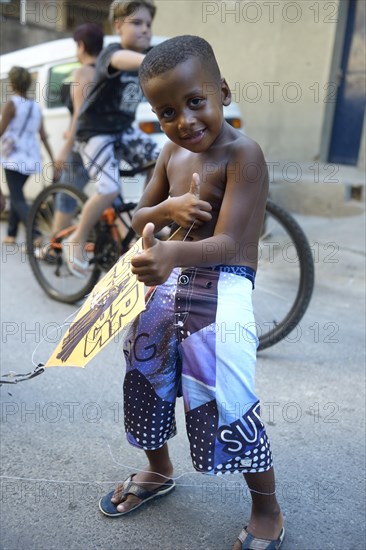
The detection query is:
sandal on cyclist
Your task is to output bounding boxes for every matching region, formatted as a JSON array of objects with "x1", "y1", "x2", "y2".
[
  {"x1": 34, "y1": 246, "x2": 58, "y2": 263},
  {"x1": 62, "y1": 246, "x2": 89, "y2": 279}
]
